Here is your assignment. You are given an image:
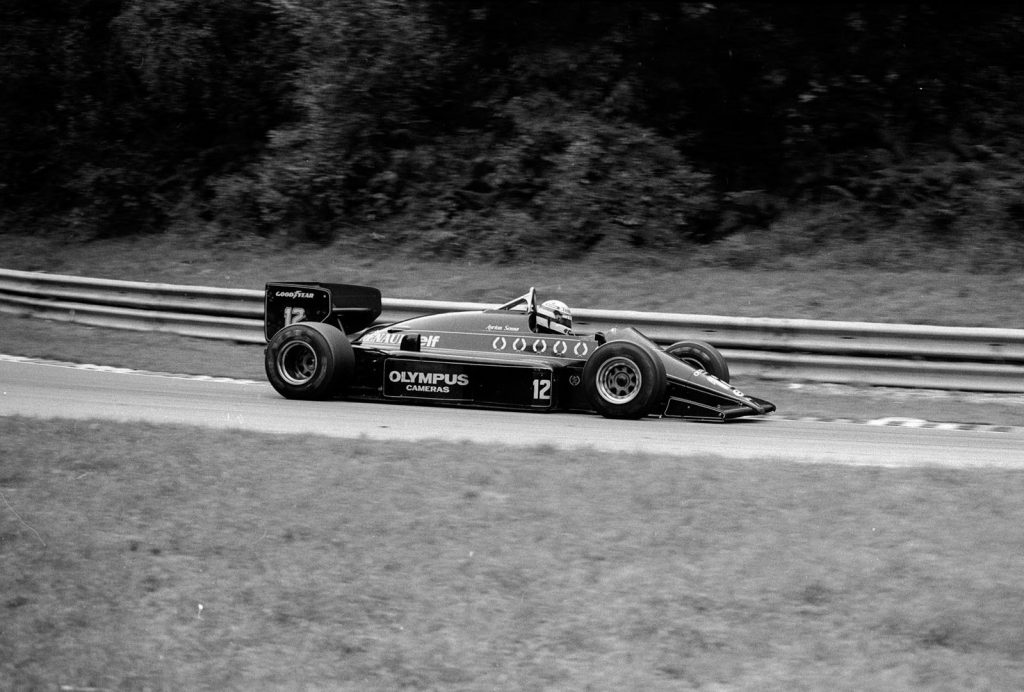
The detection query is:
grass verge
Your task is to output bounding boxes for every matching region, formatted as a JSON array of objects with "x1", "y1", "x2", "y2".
[
  {"x1": 3, "y1": 232, "x2": 1024, "y2": 327},
  {"x1": 3, "y1": 417, "x2": 1024, "y2": 690}
]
